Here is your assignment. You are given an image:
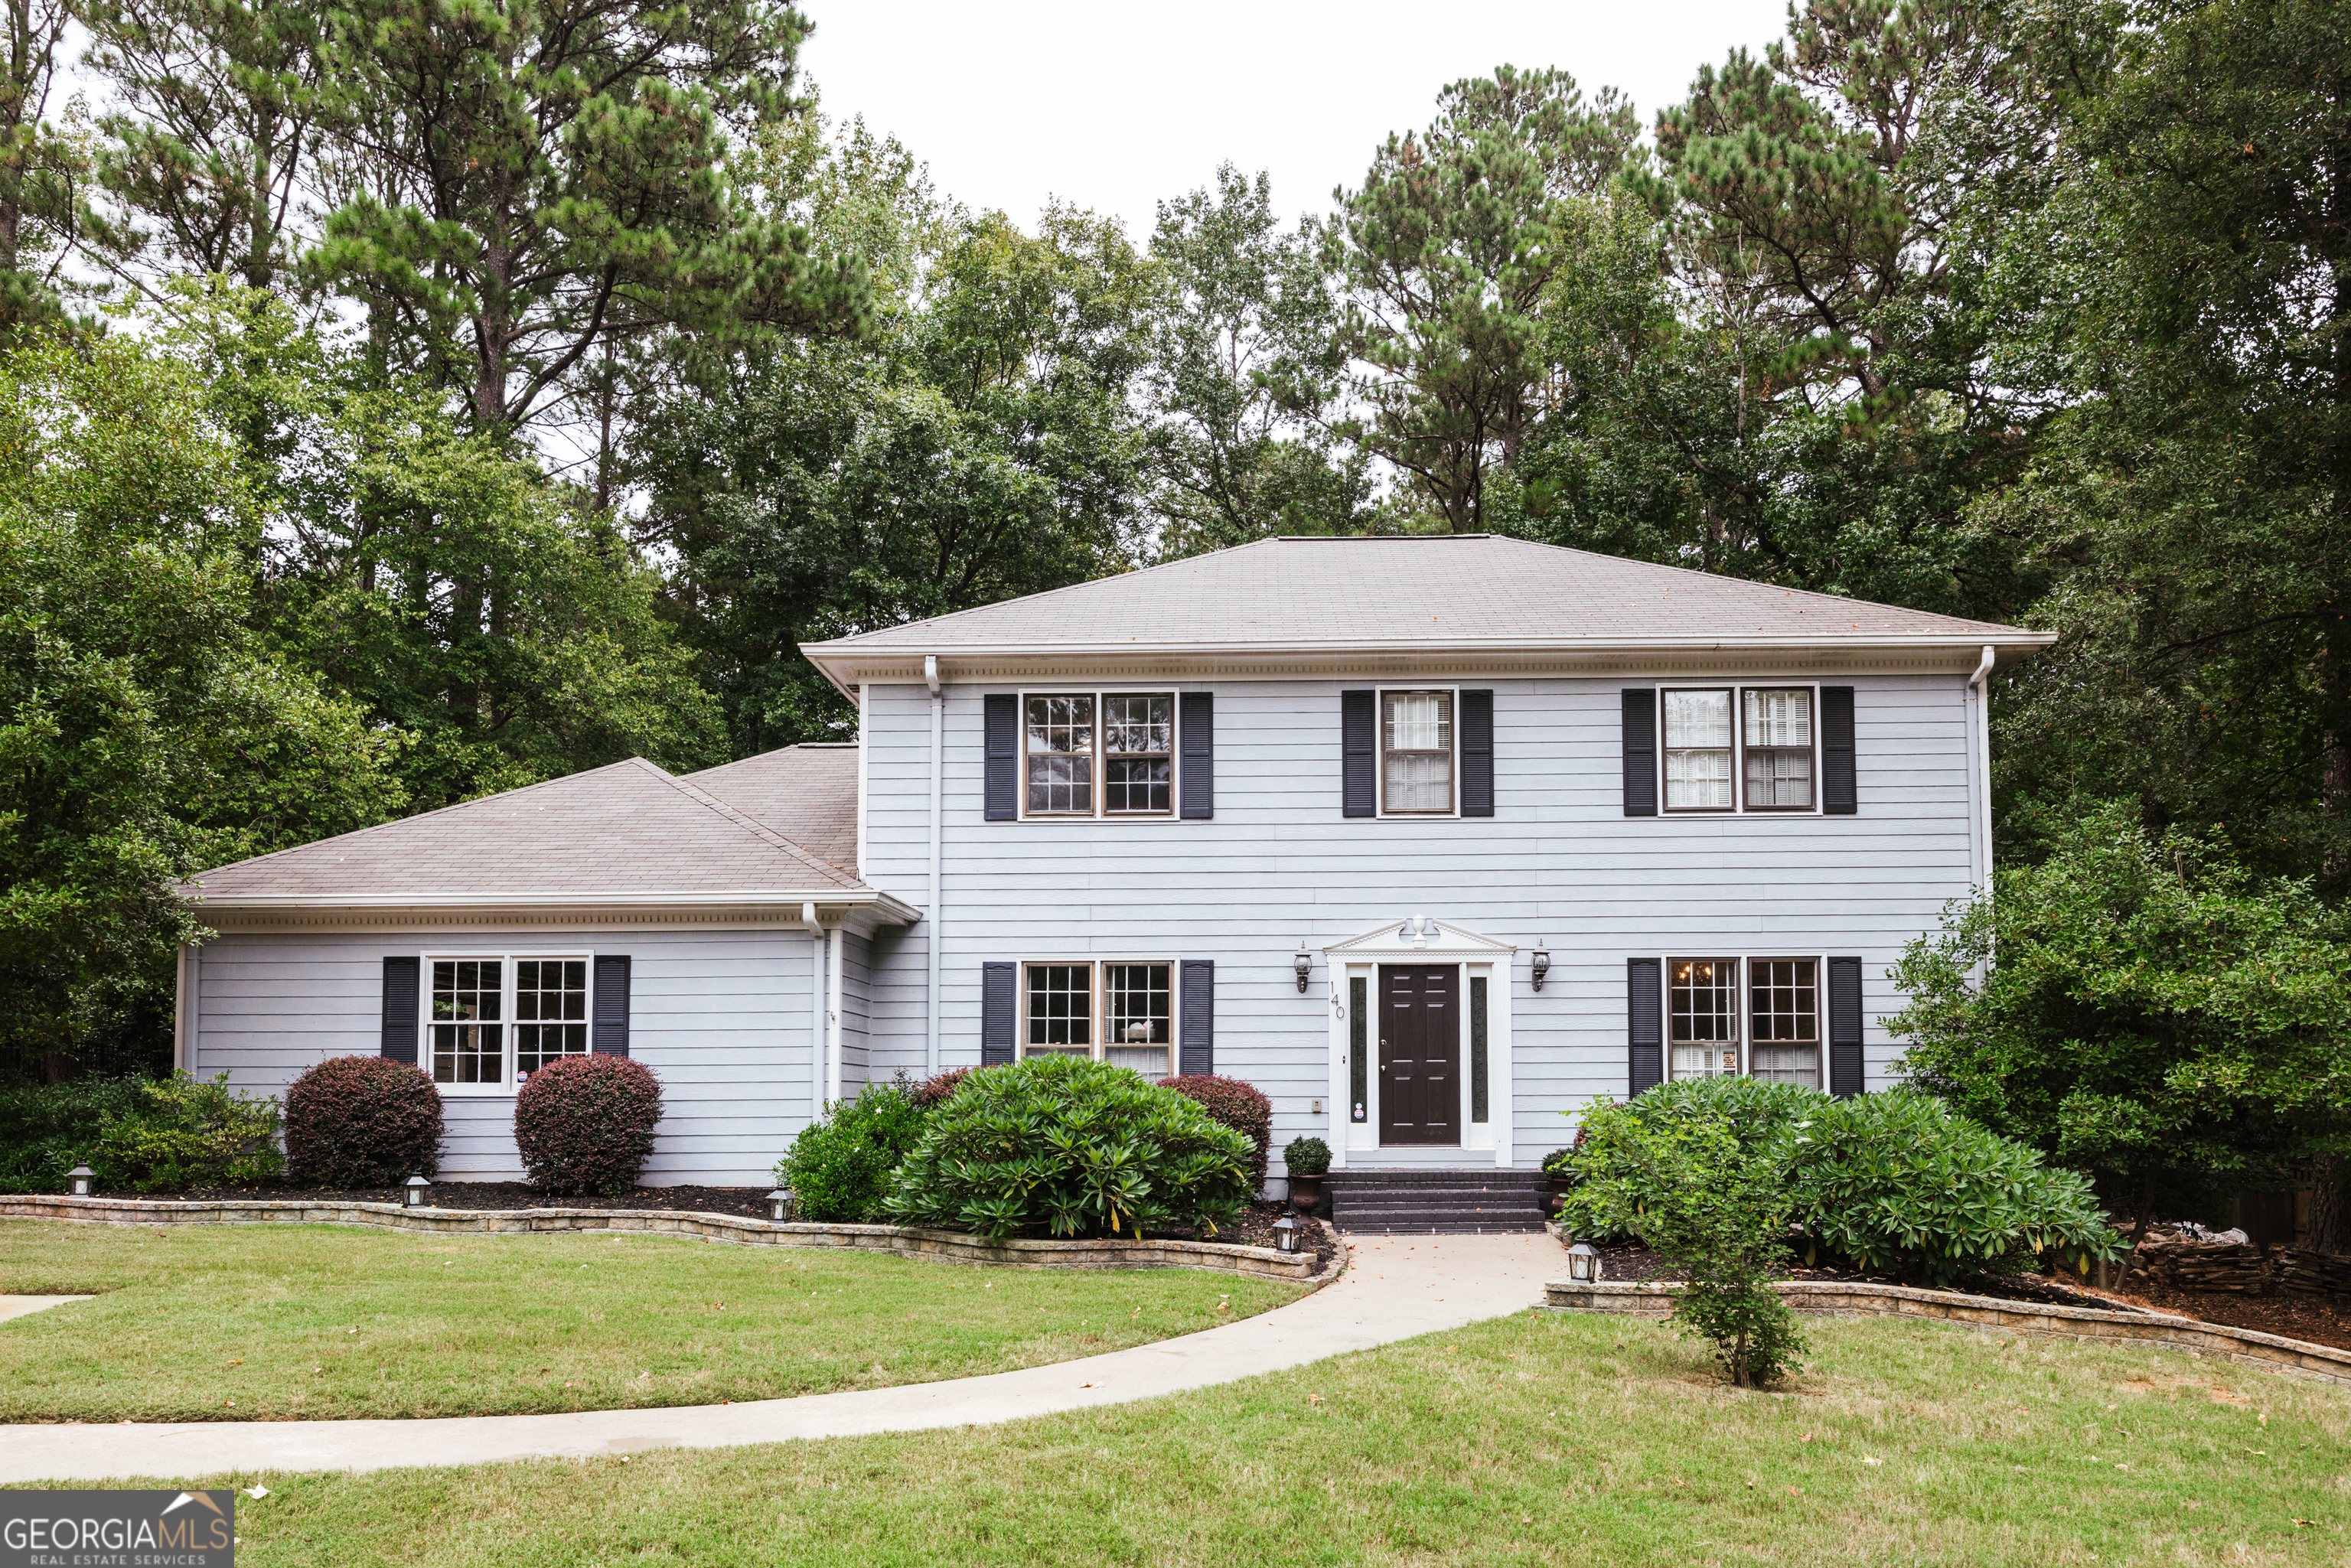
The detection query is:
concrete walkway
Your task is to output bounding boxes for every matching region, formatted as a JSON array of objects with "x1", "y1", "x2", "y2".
[
  {"x1": 0, "y1": 1296, "x2": 90, "y2": 1326},
  {"x1": 0, "y1": 1232, "x2": 1560, "y2": 1483}
]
